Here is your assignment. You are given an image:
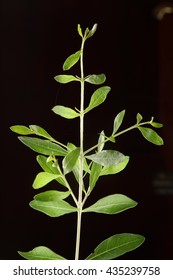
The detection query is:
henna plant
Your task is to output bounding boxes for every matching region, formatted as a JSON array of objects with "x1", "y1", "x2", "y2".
[{"x1": 10, "y1": 24, "x2": 163, "y2": 260}]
